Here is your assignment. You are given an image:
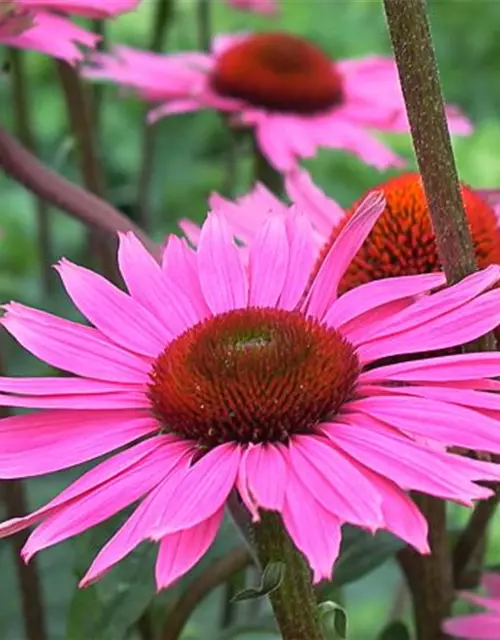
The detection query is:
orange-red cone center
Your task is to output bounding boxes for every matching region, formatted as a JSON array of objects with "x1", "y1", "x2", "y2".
[
  {"x1": 210, "y1": 32, "x2": 343, "y2": 114},
  {"x1": 317, "y1": 173, "x2": 500, "y2": 295},
  {"x1": 148, "y1": 308, "x2": 359, "y2": 448}
]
